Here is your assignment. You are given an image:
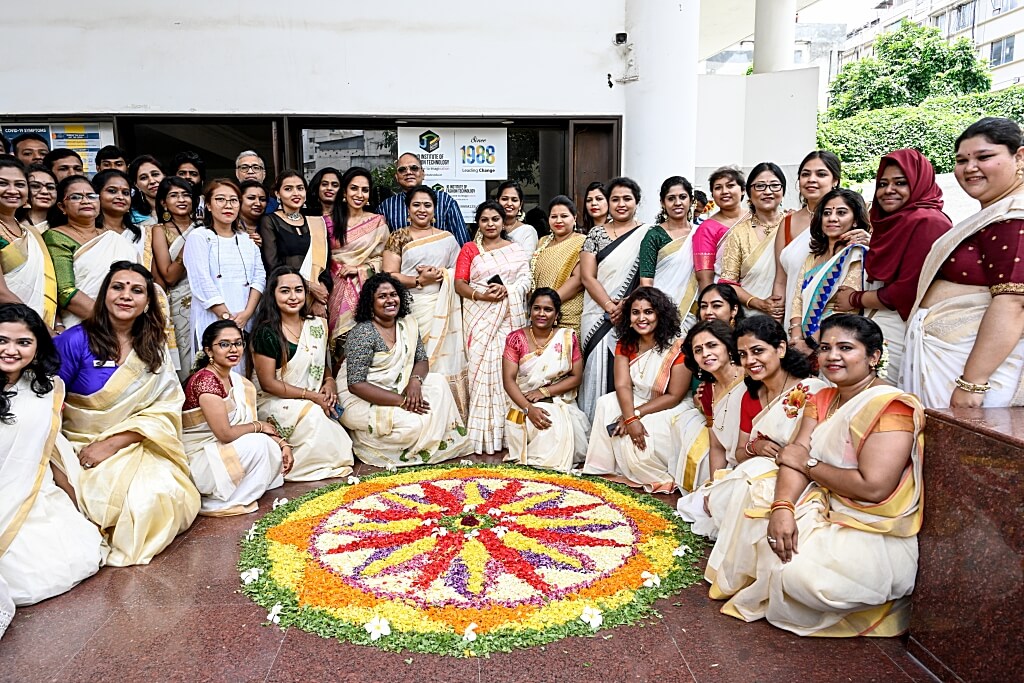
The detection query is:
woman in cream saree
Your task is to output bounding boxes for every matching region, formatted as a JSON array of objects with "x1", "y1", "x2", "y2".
[
  {"x1": 0, "y1": 225, "x2": 57, "y2": 330},
  {"x1": 502, "y1": 290, "x2": 590, "y2": 473},
  {"x1": 709, "y1": 315, "x2": 922, "y2": 637},
  {"x1": 339, "y1": 275, "x2": 469, "y2": 466},
  {"x1": 54, "y1": 265, "x2": 200, "y2": 566},
  {"x1": 382, "y1": 196, "x2": 468, "y2": 420},
  {"x1": 0, "y1": 304, "x2": 105, "y2": 605}
]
